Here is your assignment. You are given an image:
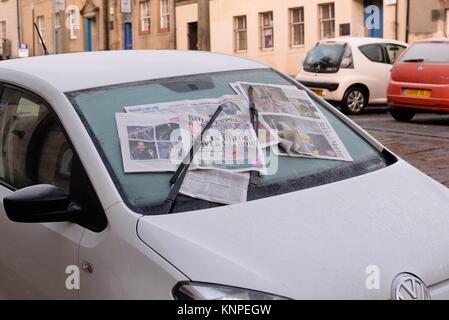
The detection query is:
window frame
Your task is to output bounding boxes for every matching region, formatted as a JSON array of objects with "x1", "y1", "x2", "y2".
[
  {"x1": 234, "y1": 15, "x2": 247, "y2": 53},
  {"x1": 0, "y1": 82, "x2": 108, "y2": 232},
  {"x1": 159, "y1": 0, "x2": 170, "y2": 32},
  {"x1": 36, "y1": 16, "x2": 45, "y2": 44},
  {"x1": 140, "y1": 0, "x2": 152, "y2": 35},
  {"x1": 289, "y1": 7, "x2": 305, "y2": 48},
  {"x1": 319, "y1": 2, "x2": 335, "y2": 39},
  {"x1": 259, "y1": 11, "x2": 274, "y2": 50},
  {"x1": 359, "y1": 43, "x2": 387, "y2": 64},
  {"x1": 0, "y1": 20, "x2": 6, "y2": 40}
]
